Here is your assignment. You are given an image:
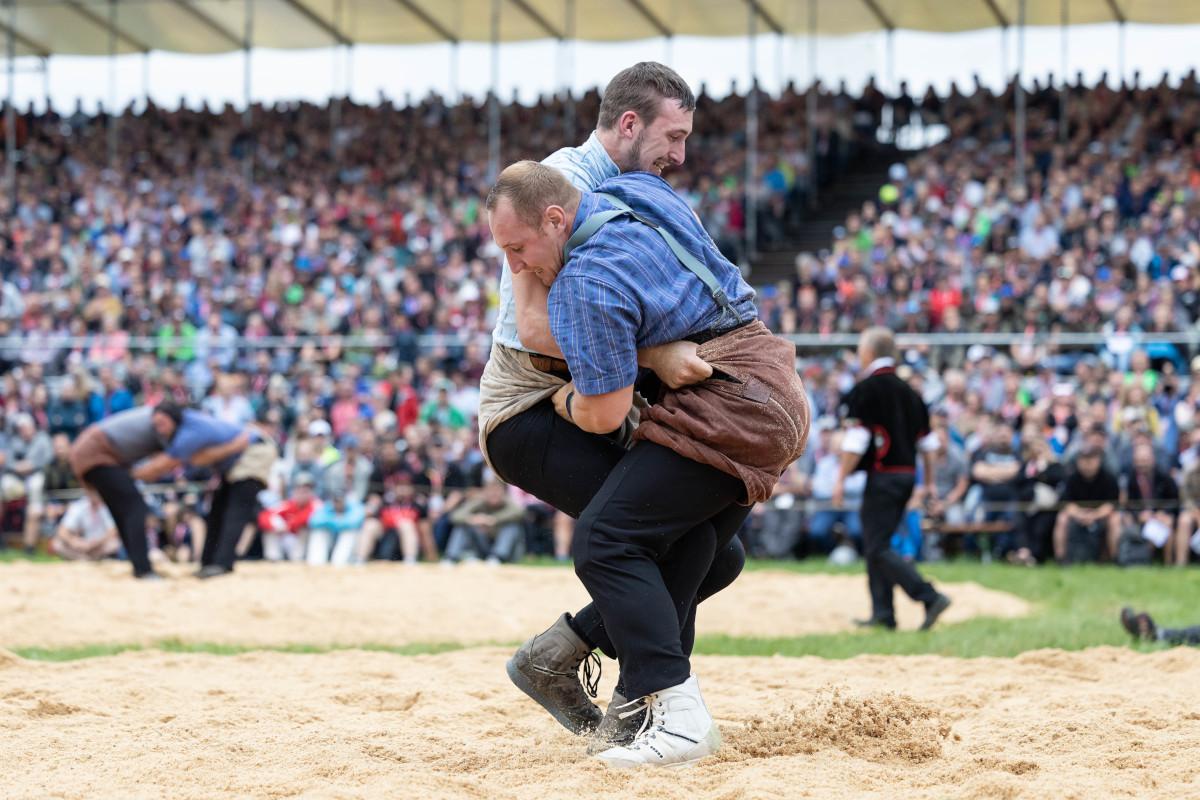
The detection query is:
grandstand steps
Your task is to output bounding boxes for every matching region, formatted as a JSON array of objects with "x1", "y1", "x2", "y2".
[{"x1": 750, "y1": 145, "x2": 905, "y2": 287}]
